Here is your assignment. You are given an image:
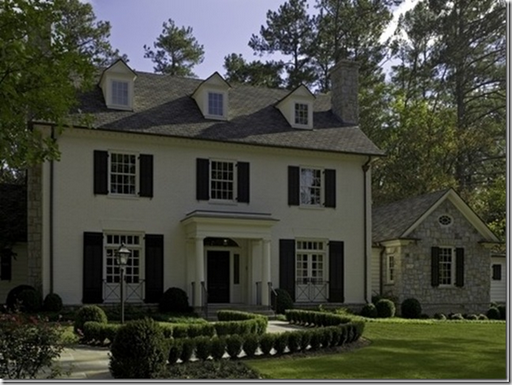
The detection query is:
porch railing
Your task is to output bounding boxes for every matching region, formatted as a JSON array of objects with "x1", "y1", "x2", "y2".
[
  {"x1": 268, "y1": 282, "x2": 278, "y2": 312},
  {"x1": 295, "y1": 279, "x2": 329, "y2": 302},
  {"x1": 103, "y1": 279, "x2": 145, "y2": 303}
]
